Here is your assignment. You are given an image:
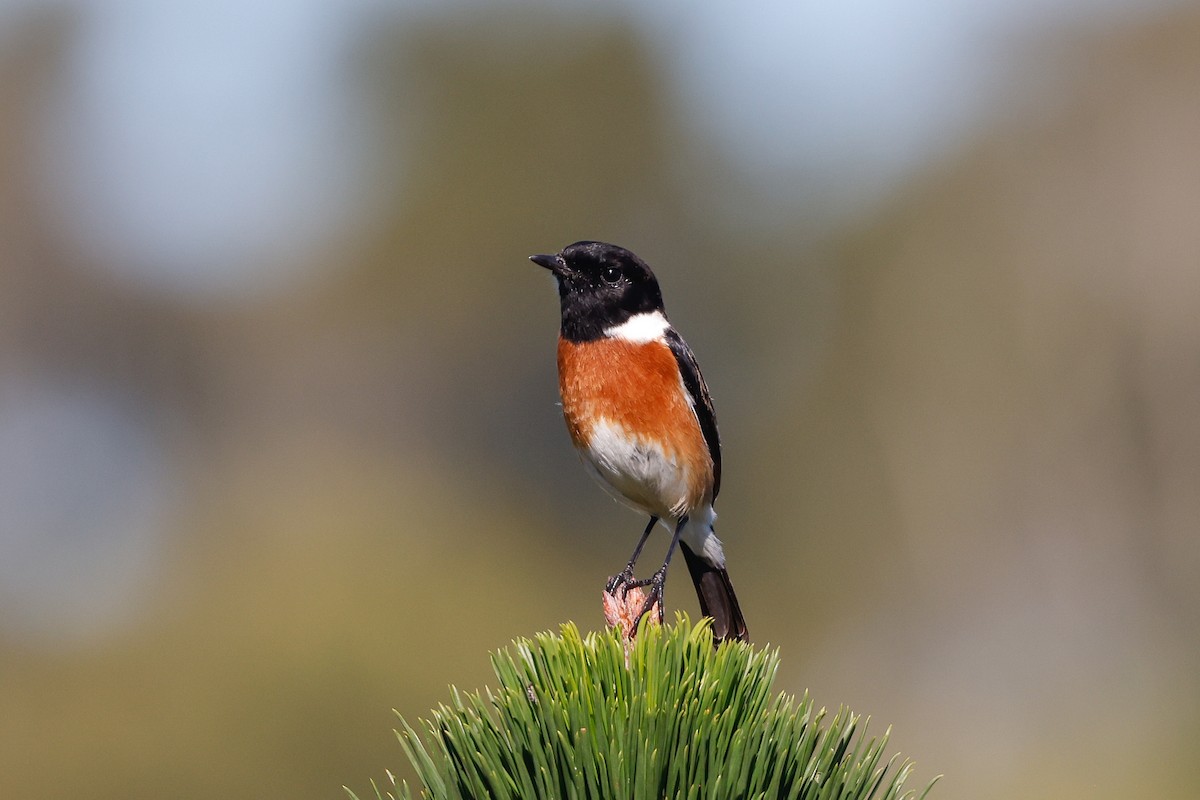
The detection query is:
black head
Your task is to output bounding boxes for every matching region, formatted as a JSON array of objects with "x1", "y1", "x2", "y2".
[{"x1": 529, "y1": 241, "x2": 665, "y2": 342}]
